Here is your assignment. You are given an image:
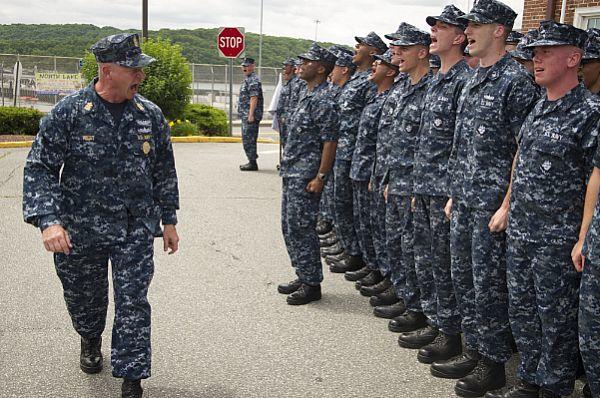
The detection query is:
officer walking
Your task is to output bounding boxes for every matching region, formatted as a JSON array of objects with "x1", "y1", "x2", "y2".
[
  {"x1": 22, "y1": 33, "x2": 180, "y2": 398},
  {"x1": 238, "y1": 57, "x2": 264, "y2": 171},
  {"x1": 501, "y1": 21, "x2": 598, "y2": 398},
  {"x1": 446, "y1": 1, "x2": 539, "y2": 396},
  {"x1": 276, "y1": 43, "x2": 339, "y2": 305}
]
